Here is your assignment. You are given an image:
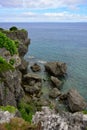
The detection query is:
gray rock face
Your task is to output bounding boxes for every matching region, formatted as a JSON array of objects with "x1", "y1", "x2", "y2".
[
  {"x1": 67, "y1": 89, "x2": 87, "y2": 112},
  {"x1": 0, "y1": 110, "x2": 15, "y2": 124},
  {"x1": 19, "y1": 58, "x2": 28, "y2": 74},
  {"x1": 0, "y1": 70, "x2": 24, "y2": 107},
  {"x1": 31, "y1": 63, "x2": 41, "y2": 72},
  {"x1": 51, "y1": 76, "x2": 62, "y2": 89},
  {"x1": 33, "y1": 107, "x2": 87, "y2": 130},
  {"x1": 45, "y1": 62, "x2": 67, "y2": 77},
  {"x1": 49, "y1": 88, "x2": 61, "y2": 98}
]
